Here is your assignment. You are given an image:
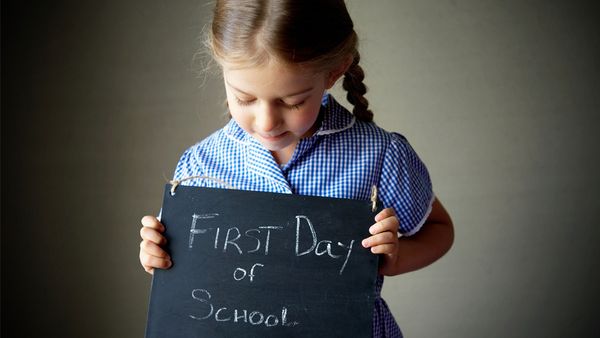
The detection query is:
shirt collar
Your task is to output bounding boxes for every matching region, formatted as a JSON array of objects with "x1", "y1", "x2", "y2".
[{"x1": 313, "y1": 93, "x2": 356, "y2": 136}]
